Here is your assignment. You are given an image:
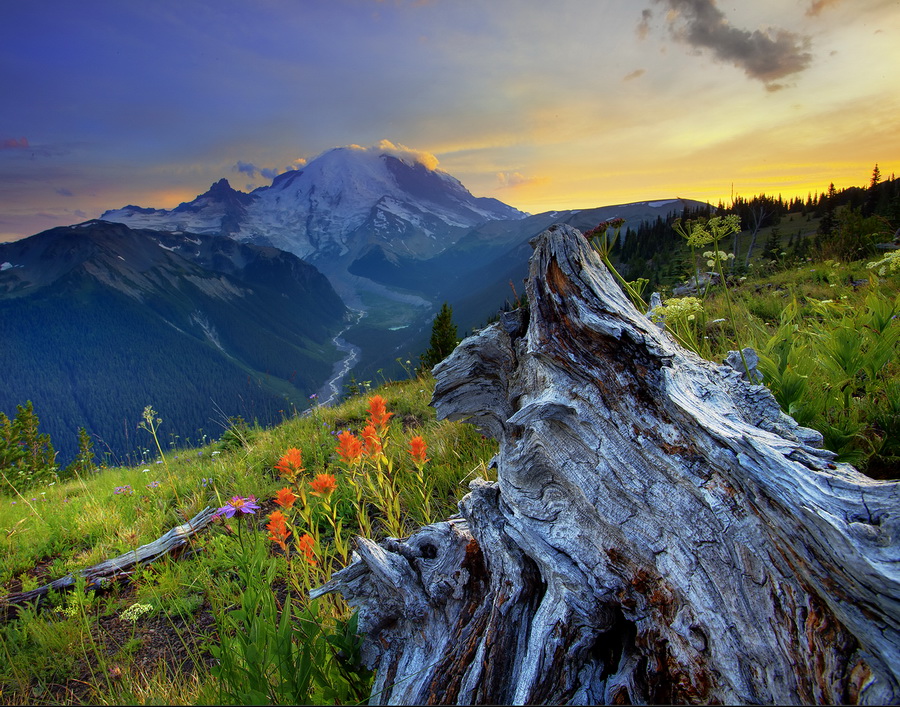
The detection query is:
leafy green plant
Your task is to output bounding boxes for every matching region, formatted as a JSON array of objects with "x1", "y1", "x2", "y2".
[
  {"x1": 753, "y1": 287, "x2": 899, "y2": 470},
  {"x1": 207, "y1": 520, "x2": 370, "y2": 705}
]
